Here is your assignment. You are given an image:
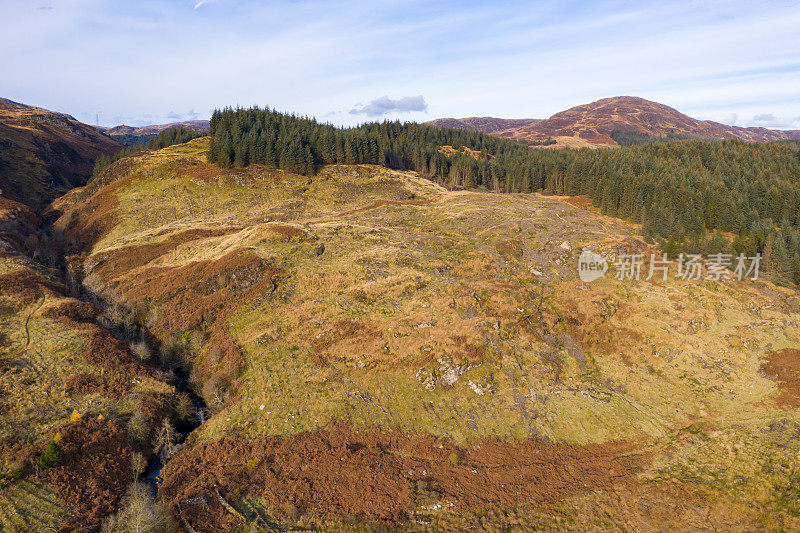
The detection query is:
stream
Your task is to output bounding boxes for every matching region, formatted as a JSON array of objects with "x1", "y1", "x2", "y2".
[
  {"x1": 144, "y1": 369, "x2": 207, "y2": 496},
  {"x1": 32, "y1": 215, "x2": 208, "y2": 498}
]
